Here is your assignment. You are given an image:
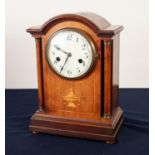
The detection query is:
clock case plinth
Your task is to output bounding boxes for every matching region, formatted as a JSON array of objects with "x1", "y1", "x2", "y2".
[{"x1": 27, "y1": 12, "x2": 124, "y2": 143}]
